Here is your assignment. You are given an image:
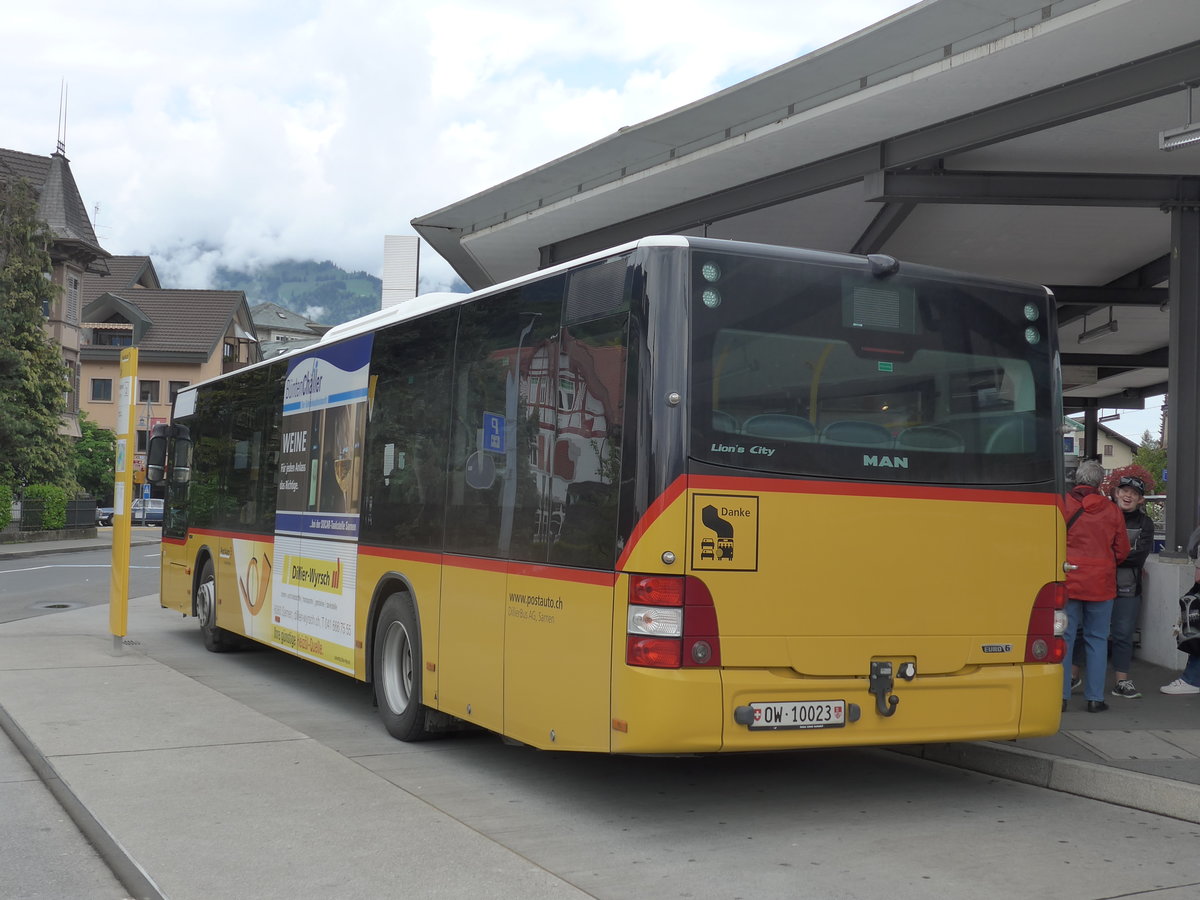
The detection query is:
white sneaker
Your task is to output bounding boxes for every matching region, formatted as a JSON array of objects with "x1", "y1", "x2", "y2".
[{"x1": 1159, "y1": 678, "x2": 1200, "y2": 695}]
